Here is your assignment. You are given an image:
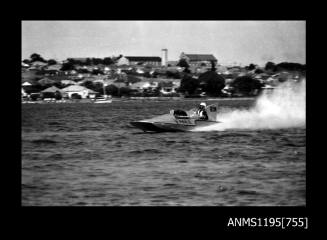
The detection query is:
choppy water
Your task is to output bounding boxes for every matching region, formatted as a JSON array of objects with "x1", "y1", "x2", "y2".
[{"x1": 22, "y1": 99, "x2": 306, "y2": 206}]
